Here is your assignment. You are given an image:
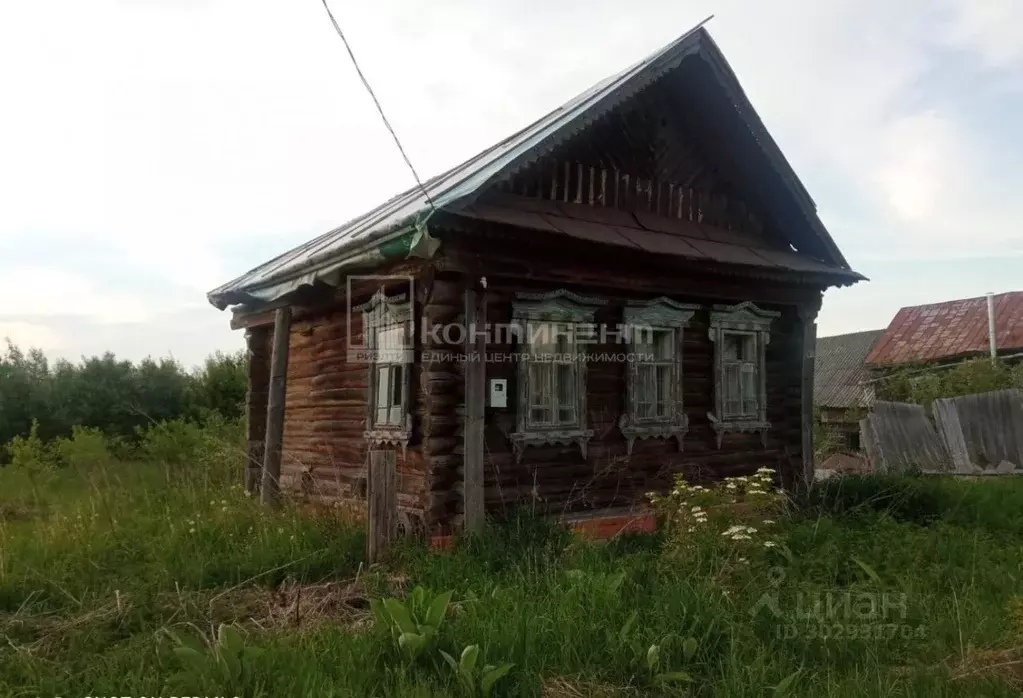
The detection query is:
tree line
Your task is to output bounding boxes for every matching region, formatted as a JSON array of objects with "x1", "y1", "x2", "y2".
[{"x1": 0, "y1": 340, "x2": 247, "y2": 450}]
